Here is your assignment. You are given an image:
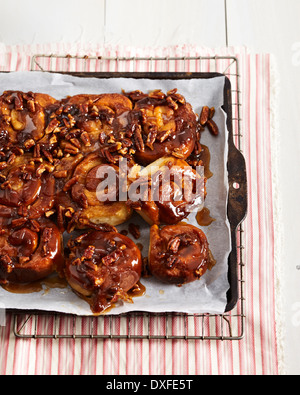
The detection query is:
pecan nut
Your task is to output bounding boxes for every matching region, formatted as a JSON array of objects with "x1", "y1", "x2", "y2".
[
  {"x1": 199, "y1": 106, "x2": 210, "y2": 126},
  {"x1": 206, "y1": 119, "x2": 219, "y2": 136}
]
